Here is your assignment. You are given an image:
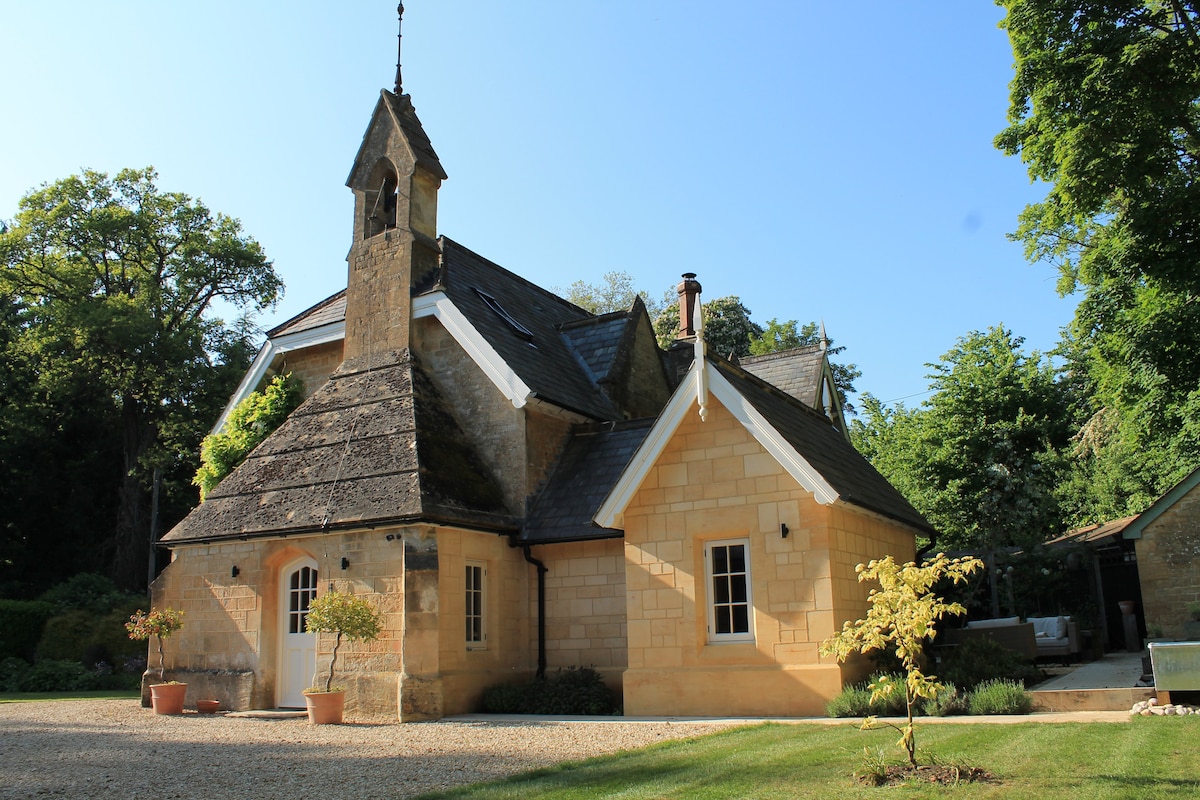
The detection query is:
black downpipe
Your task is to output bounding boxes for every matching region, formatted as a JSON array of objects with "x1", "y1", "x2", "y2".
[
  {"x1": 522, "y1": 545, "x2": 548, "y2": 679},
  {"x1": 916, "y1": 531, "x2": 938, "y2": 561}
]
